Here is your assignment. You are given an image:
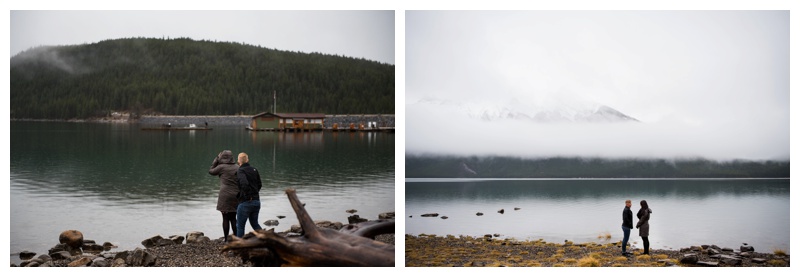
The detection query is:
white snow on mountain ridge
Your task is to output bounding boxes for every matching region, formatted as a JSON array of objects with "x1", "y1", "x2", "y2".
[{"x1": 413, "y1": 97, "x2": 639, "y2": 123}]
